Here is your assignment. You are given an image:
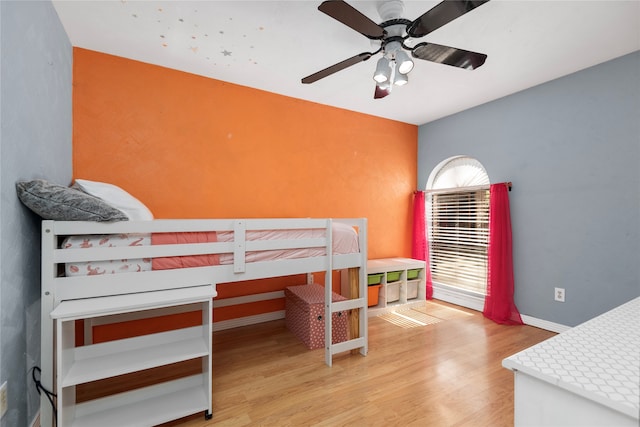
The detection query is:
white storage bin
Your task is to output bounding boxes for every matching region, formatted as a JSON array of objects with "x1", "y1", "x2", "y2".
[
  {"x1": 386, "y1": 282, "x2": 400, "y2": 303},
  {"x1": 407, "y1": 281, "x2": 418, "y2": 299}
]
